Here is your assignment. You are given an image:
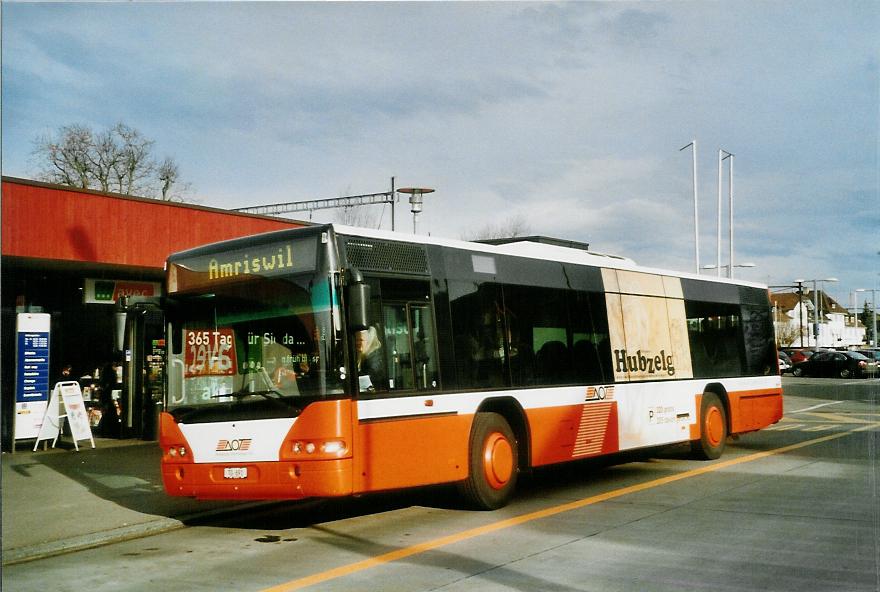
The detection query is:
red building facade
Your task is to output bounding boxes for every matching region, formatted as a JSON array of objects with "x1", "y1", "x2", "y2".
[{"x1": 2, "y1": 177, "x2": 306, "y2": 447}]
